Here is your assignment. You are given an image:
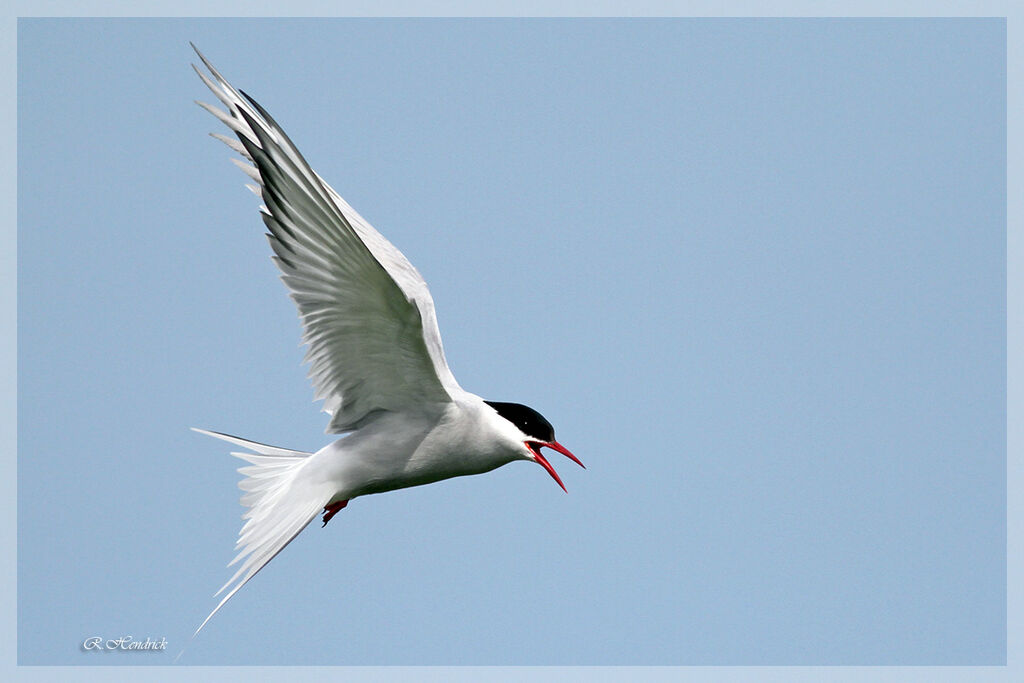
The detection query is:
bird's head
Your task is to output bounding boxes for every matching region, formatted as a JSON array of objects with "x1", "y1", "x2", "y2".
[{"x1": 484, "y1": 400, "x2": 584, "y2": 492}]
